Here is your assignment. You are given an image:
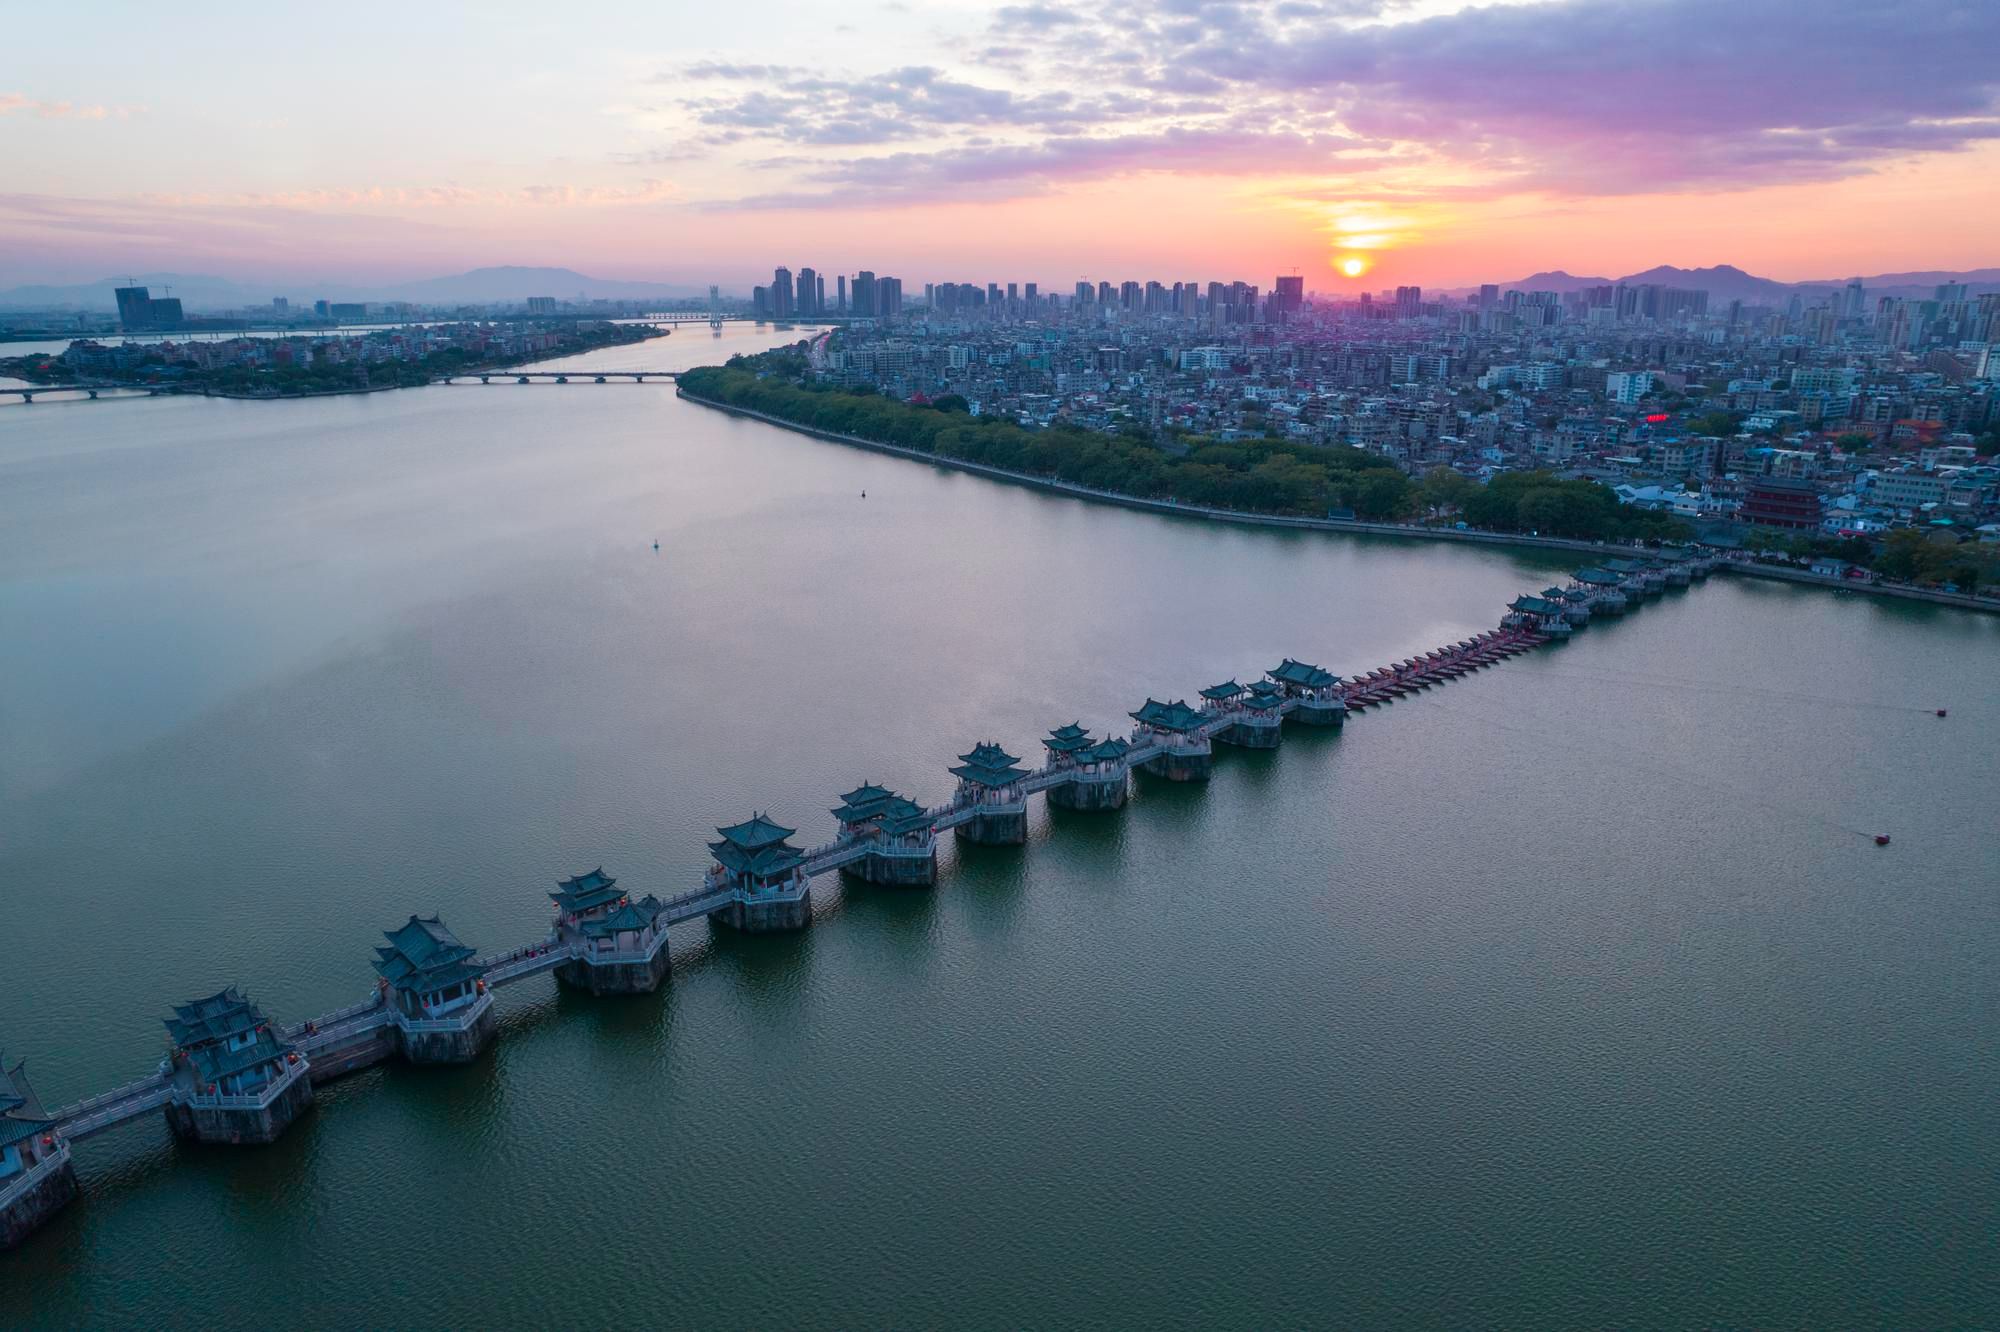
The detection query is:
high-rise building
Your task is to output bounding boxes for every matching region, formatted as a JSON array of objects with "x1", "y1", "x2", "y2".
[
  {"x1": 1075, "y1": 281, "x2": 1094, "y2": 303},
  {"x1": 1478, "y1": 284, "x2": 1499, "y2": 308},
  {"x1": 271, "y1": 296, "x2": 289, "y2": 313},
  {"x1": 115, "y1": 285, "x2": 153, "y2": 330},
  {"x1": 796, "y1": 266, "x2": 817, "y2": 316},
  {"x1": 1844, "y1": 278, "x2": 1866, "y2": 318},
  {"x1": 853, "y1": 271, "x2": 876, "y2": 317},
  {"x1": 837, "y1": 274, "x2": 848, "y2": 312},
  {"x1": 816, "y1": 274, "x2": 825, "y2": 313},
  {"x1": 878, "y1": 276, "x2": 903, "y2": 315},
  {"x1": 1271, "y1": 274, "x2": 1304, "y2": 321},
  {"x1": 772, "y1": 267, "x2": 794, "y2": 318},
  {"x1": 1395, "y1": 285, "x2": 1422, "y2": 315},
  {"x1": 1023, "y1": 282, "x2": 1037, "y2": 308}
]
